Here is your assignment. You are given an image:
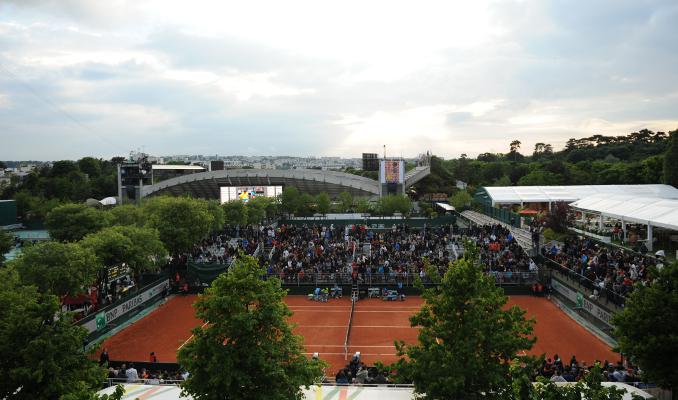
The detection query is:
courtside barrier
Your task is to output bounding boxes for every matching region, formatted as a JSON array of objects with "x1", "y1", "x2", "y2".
[{"x1": 79, "y1": 276, "x2": 170, "y2": 341}]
